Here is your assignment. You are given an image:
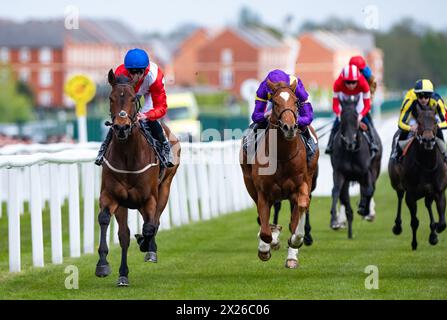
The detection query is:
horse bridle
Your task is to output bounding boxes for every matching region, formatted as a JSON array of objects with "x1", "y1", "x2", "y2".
[
  {"x1": 105, "y1": 83, "x2": 142, "y2": 135},
  {"x1": 269, "y1": 86, "x2": 300, "y2": 133}
]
